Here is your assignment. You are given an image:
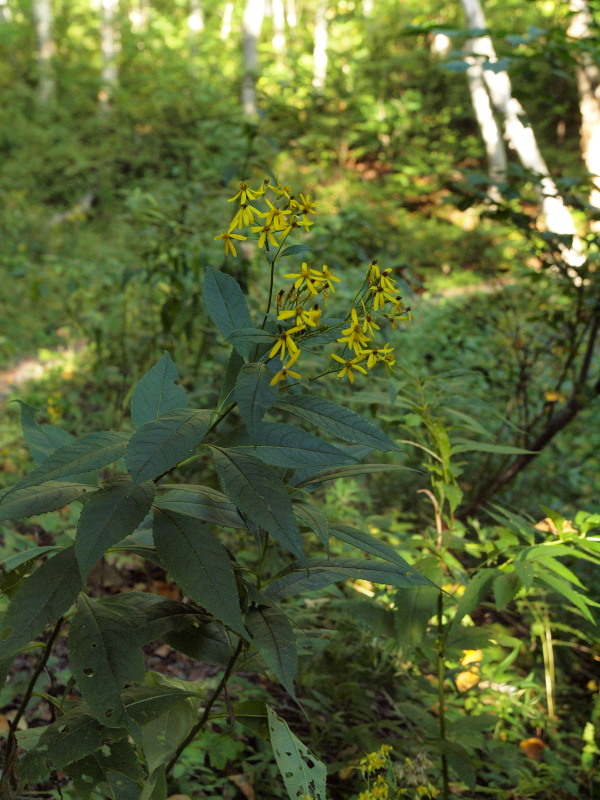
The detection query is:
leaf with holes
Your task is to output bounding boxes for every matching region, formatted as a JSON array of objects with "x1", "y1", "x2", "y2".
[
  {"x1": 268, "y1": 706, "x2": 327, "y2": 800},
  {"x1": 68, "y1": 595, "x2": 146, "y2": 729},
  {"x1": 131, "y1": 352, "x2": 188, "y2": 429},
  {"x1": 247, "y1": 605, "x2": 298, "y2": 701},
  {"x1": 66, "y1": 739, "x2": 144, "y2": 800},
  {"x1": 75, "y1": 479, "x2": 155, "y2": 579}
]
